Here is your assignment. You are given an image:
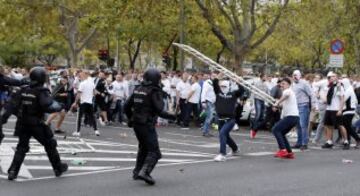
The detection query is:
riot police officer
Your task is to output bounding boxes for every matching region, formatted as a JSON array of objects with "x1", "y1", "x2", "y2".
[
  {"x1": 7, "y1": 67, "x2": 68, "y2": 180},
  {"x1": 0, "y1": 66, "x2": 24, "y2": 144},
  {"x1": 124, "y1": 68, "x2": 176, "y2": 185}
]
